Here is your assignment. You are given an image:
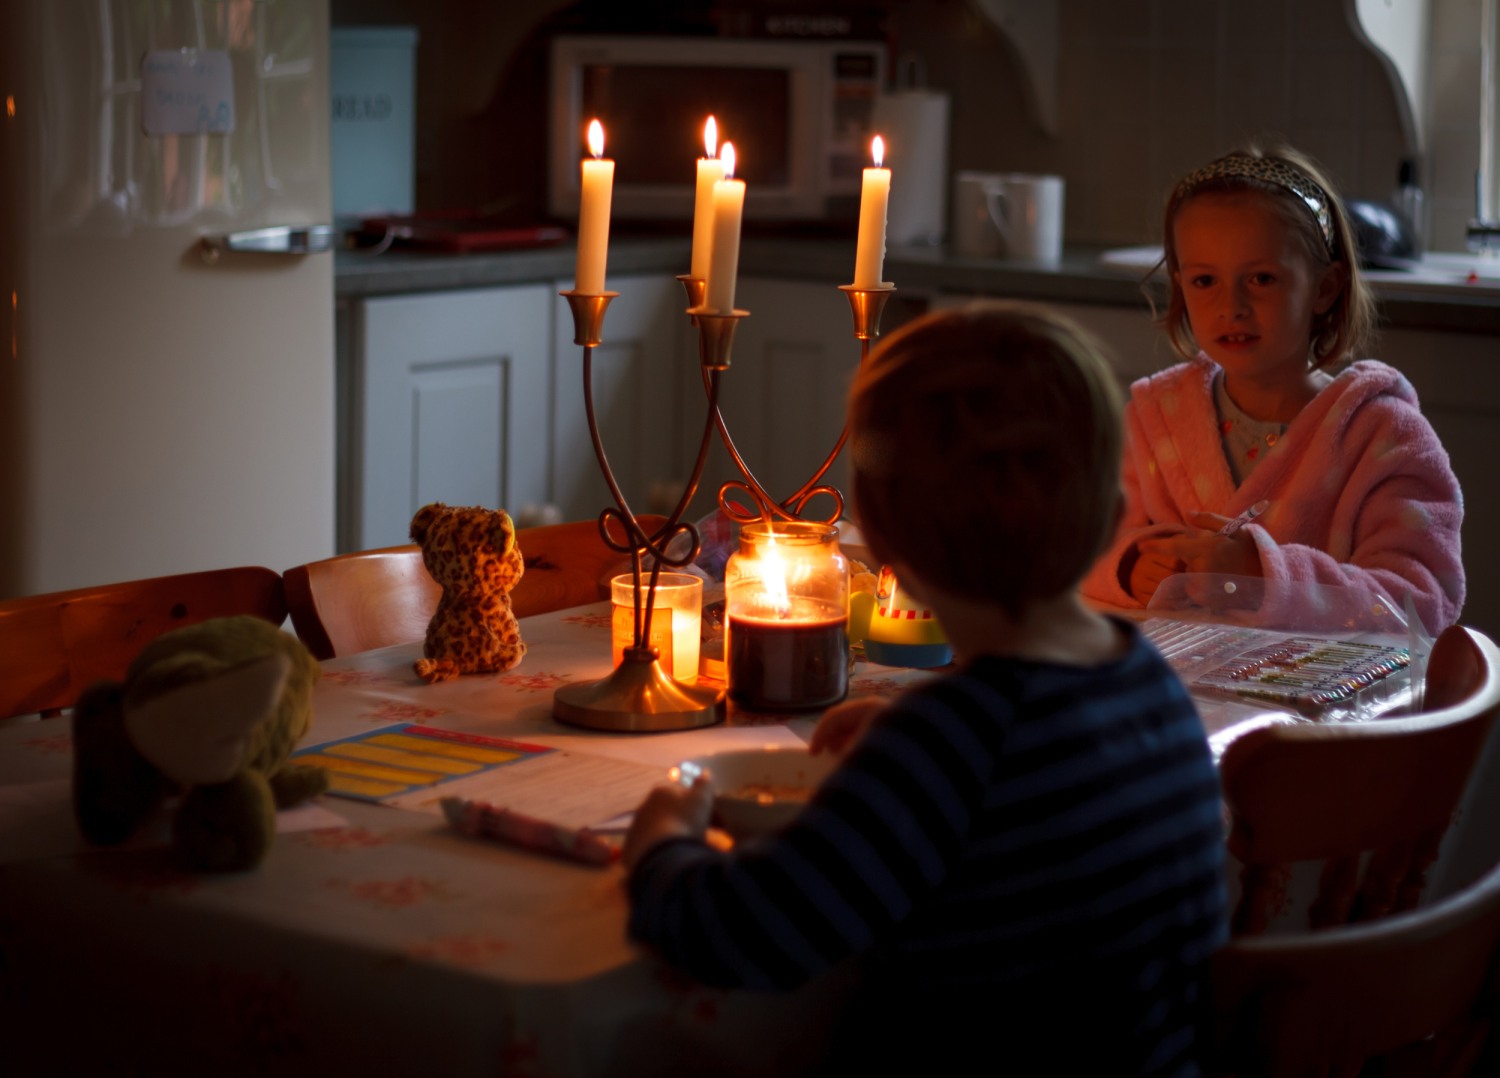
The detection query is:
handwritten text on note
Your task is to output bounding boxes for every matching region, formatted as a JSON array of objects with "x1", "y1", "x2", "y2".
[{"x1": 140, "y1": 49, "x2": 235, "y2": 136}]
